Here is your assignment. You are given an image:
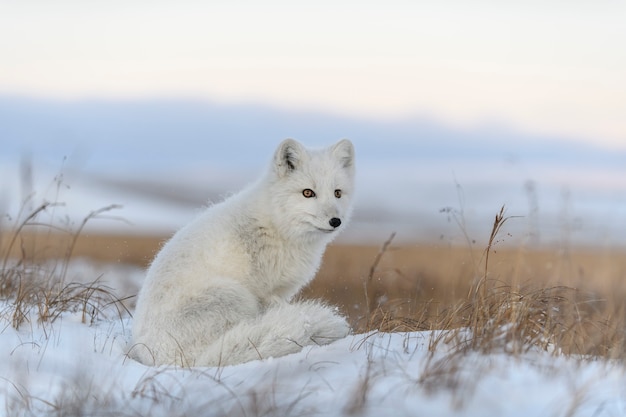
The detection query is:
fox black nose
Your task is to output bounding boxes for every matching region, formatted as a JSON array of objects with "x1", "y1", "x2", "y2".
[{"x1": 329, "y1": 218, "x2": 341, "y2": 228}]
